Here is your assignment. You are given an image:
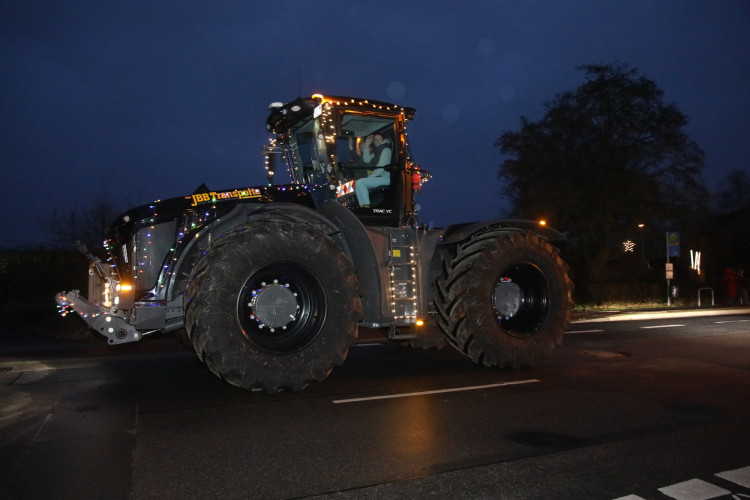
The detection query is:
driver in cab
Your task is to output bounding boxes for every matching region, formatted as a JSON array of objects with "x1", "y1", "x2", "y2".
[{"x1": 349, "y1": 133, "x2": 391, "y2": 207}]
